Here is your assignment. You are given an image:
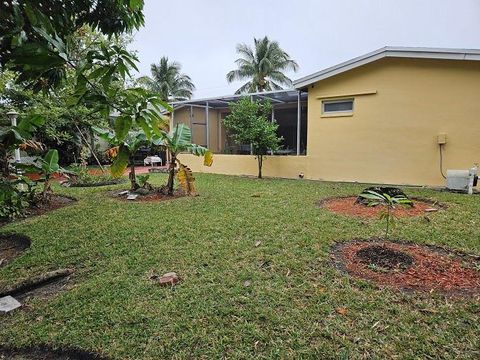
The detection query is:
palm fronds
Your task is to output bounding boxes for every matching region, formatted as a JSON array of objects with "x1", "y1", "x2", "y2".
[{"x1": 226, "y1": 36, "x2": 299, "y2": 94}]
